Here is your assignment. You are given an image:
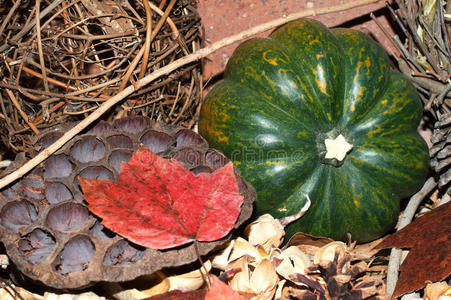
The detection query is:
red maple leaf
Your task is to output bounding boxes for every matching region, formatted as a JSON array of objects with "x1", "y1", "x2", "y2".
[
  {"x1": 79, "y1": 147, "x2": 244, "y2": 249},
  {"x1": 204, "y1": 275, "x2": 248, "y2": 300}
]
